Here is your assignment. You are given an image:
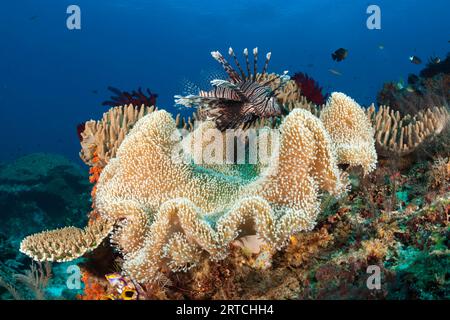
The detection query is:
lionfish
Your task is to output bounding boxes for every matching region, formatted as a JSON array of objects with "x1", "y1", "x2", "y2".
[{"x1": 175, "y1": 47, "x2": 290, "y2": 130}]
